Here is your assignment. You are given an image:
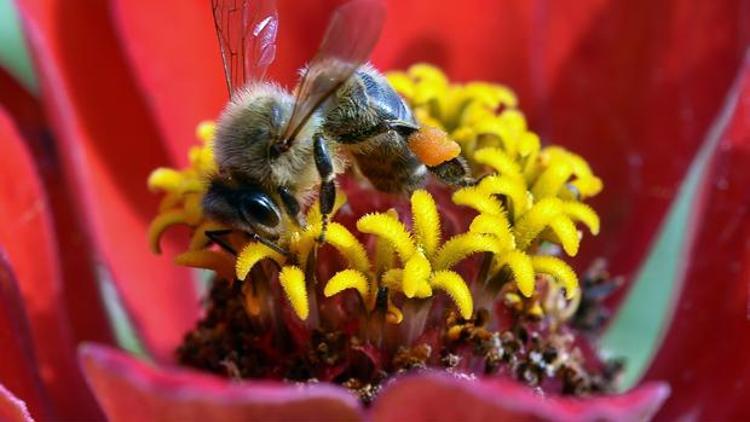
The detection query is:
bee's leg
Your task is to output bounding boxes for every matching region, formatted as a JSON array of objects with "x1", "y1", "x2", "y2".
[
  {"x1": 313, "y1": 133, "x2": 336, "y2": 243},
  {"x1": 429, "y1": 156, "x2": 476, "y2": 187},
  {"x1": 277, "y1": 186, "x2": 303, "y2": 227},
  {"x1": 205, "y1": 229, "x2": 238, "y2": 256}
]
